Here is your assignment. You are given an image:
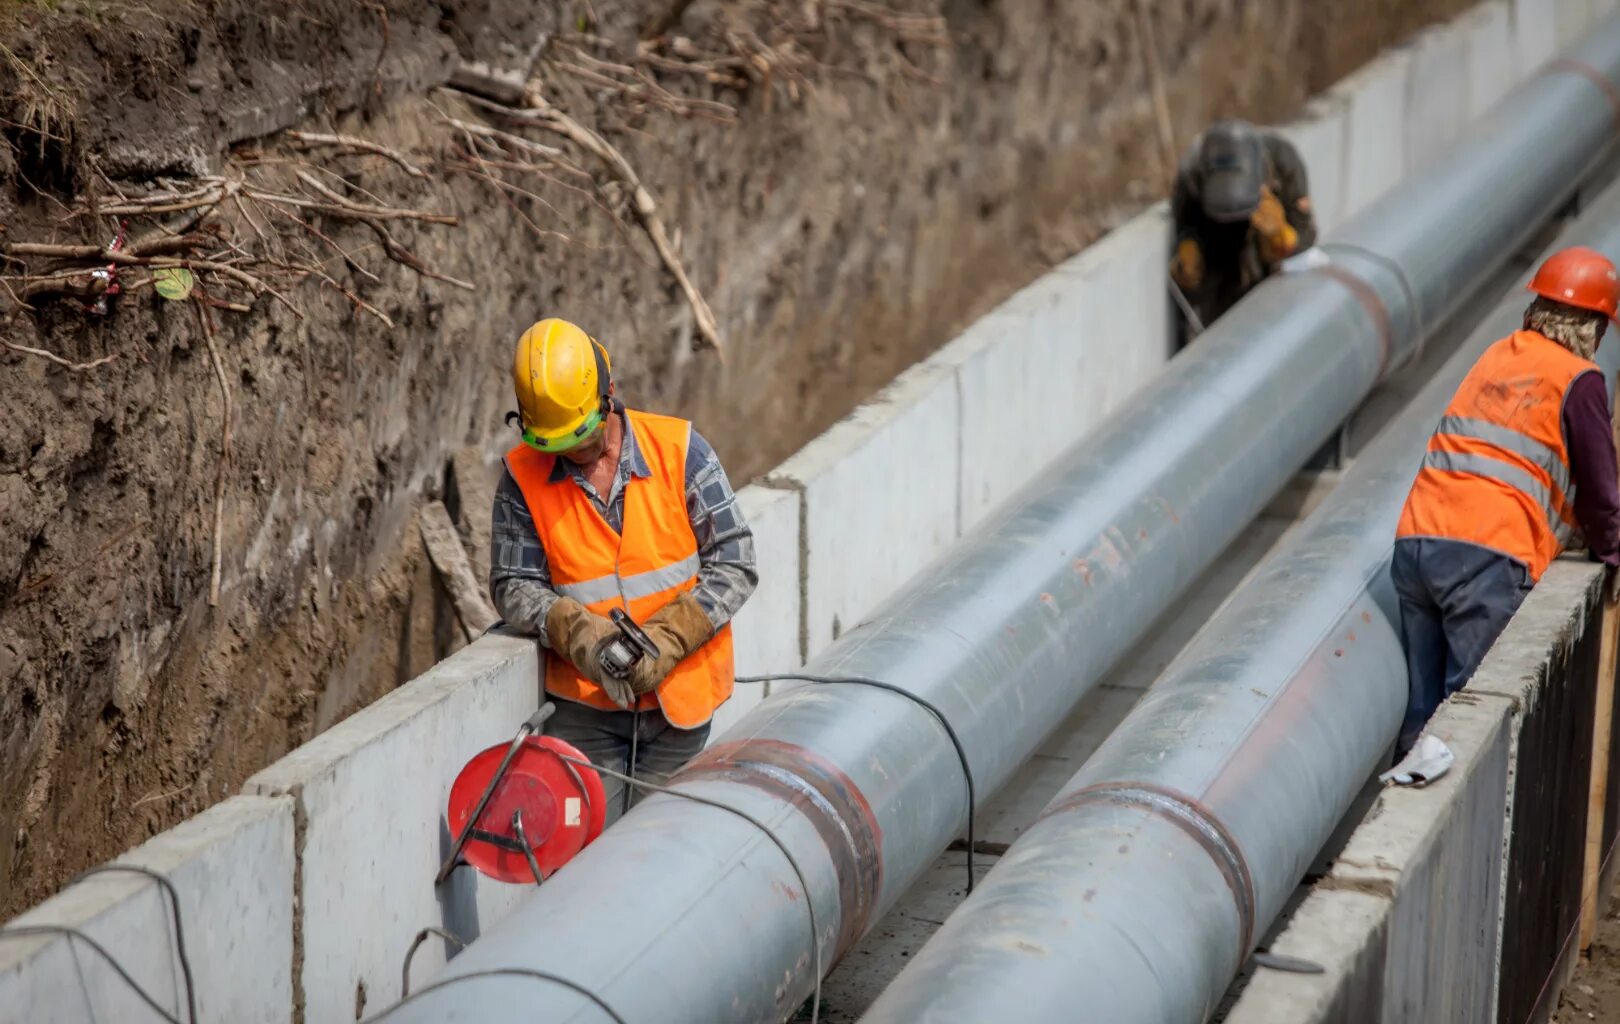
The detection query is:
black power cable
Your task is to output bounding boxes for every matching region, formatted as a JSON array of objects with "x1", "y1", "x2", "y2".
[
  {"x1": 71, "y1": 863, "x2": 197, "y2": 1024},
  {"x1": 366, "y1": 967, "x2": 628, "y2": 1023},
  {"x1": 0, "y1": 924, "x2": 184, "y2": 1024},
  {"x1": 736, "y1": 672, "x2": 979, "y2": 894}
]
